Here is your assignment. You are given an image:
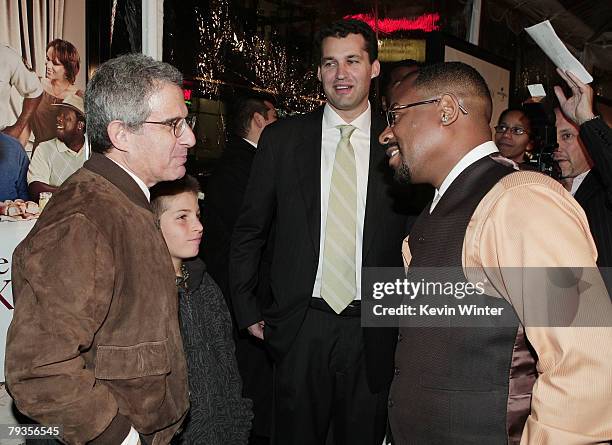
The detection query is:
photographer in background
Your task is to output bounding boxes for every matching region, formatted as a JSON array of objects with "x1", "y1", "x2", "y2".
[{"x1": 554, "y1": 69, "x2": 612, "y2": 270}]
